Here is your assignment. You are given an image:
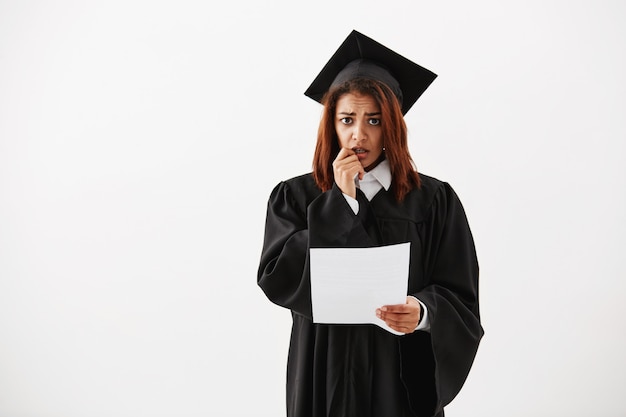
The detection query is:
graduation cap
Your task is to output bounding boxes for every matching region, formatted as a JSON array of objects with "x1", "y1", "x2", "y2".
[{"x1": 304, "y1": 30, "x2": 437, "y2": 115}]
